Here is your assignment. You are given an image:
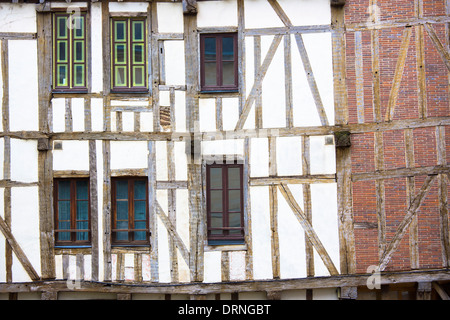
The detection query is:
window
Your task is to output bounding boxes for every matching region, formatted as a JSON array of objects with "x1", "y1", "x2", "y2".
[
  {"x1": 112, "y1": 178, "x2": 149, "y2": 245},
  {"x1": 200, "y1": 33, "x2": 238, "y2": 92},
  {"x1": 206, "y1": 163, "x2": 244, "y2": 244},
  {"x1": 54, "y1": 179, "x2": 90, "y2": 246},
  {"x1": 111, "y1": 18, "x2": 147, "y2": 92},
  {"x1": 53, "y1": 12, "x2": 88, "y2": 92}
]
